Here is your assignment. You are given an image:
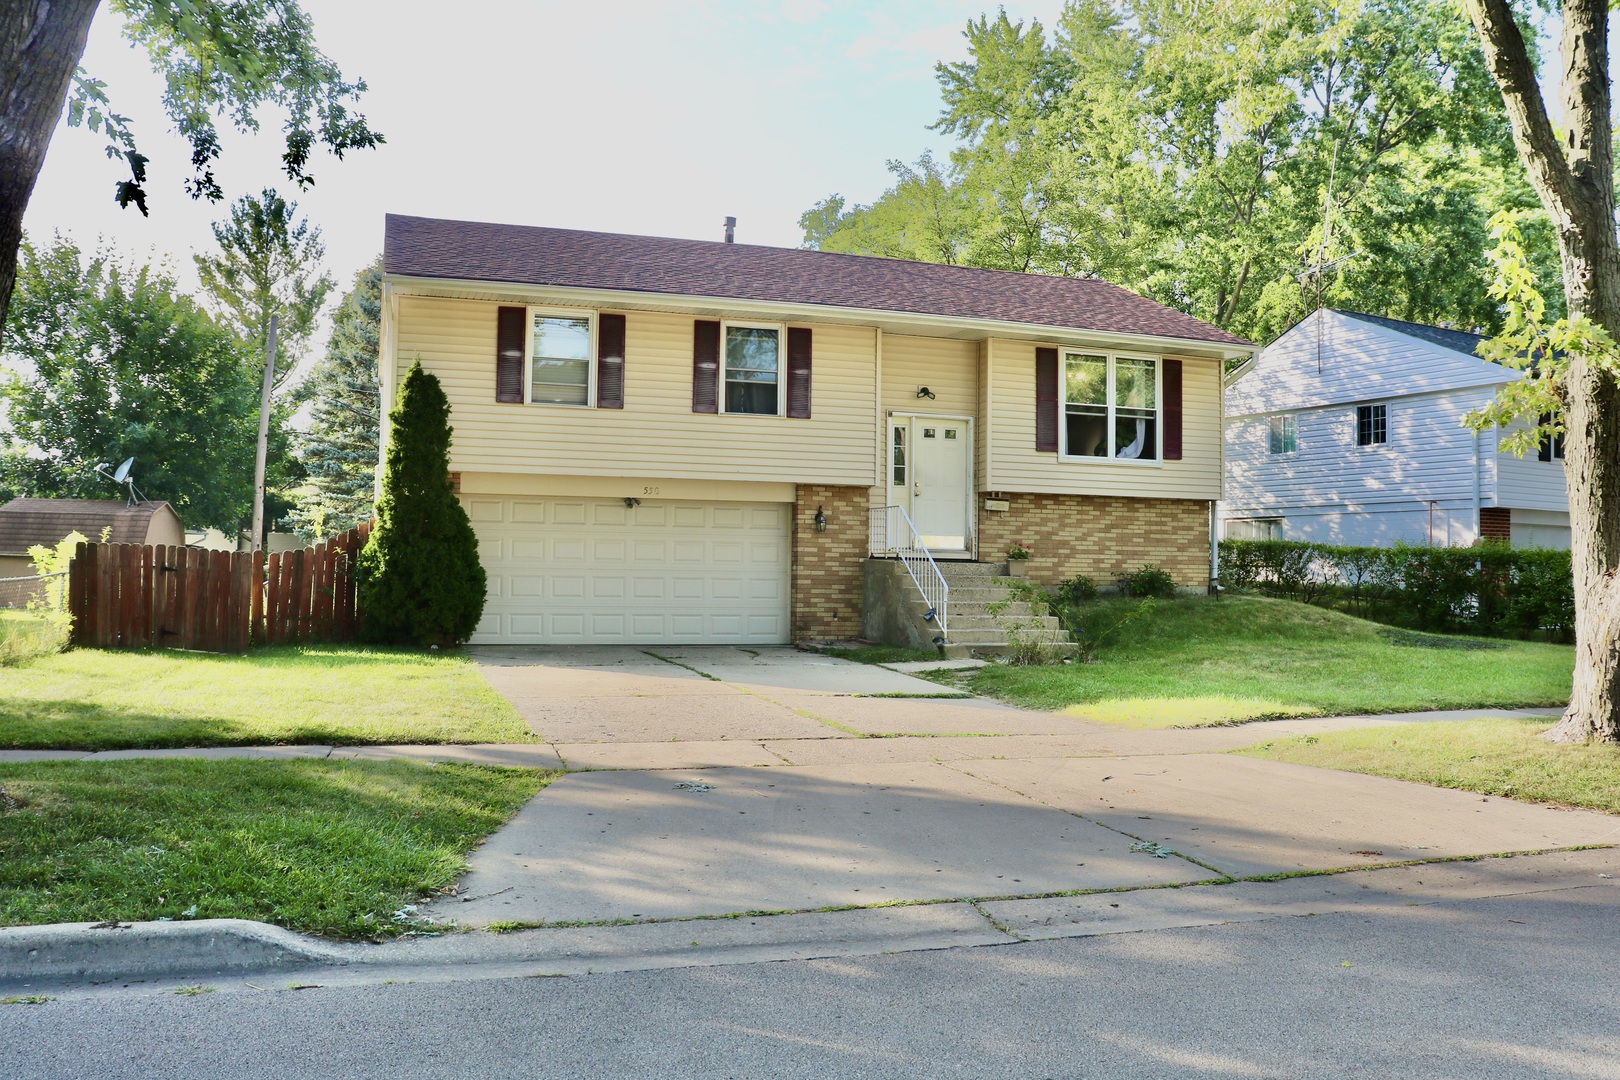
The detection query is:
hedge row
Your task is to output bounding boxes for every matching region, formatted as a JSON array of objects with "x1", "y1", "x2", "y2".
[{"x1": 1218, "y1": 539, "x2": 1573, "y2": 641}]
